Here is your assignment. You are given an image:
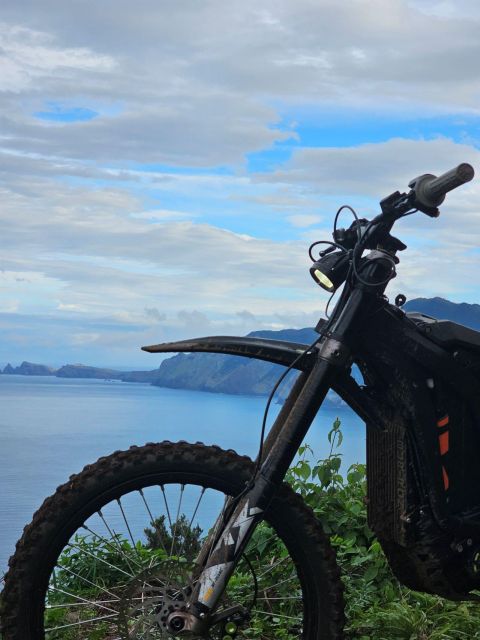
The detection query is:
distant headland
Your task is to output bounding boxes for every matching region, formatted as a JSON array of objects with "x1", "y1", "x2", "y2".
[{"x1": 2, "y1": 298, "x2": 480, "y2": 398}]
